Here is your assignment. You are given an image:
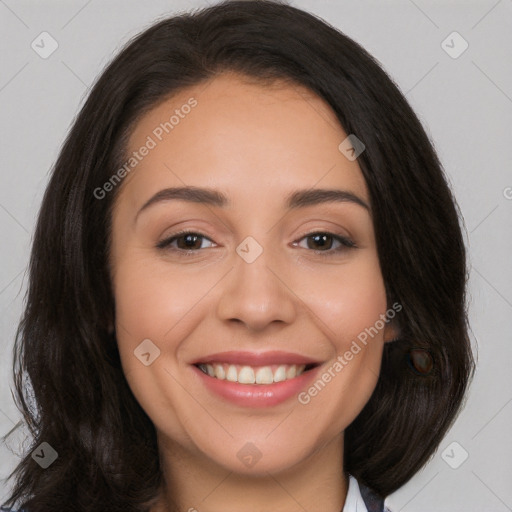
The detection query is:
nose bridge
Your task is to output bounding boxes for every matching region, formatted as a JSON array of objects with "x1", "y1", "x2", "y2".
[{"x1": 215, "y1": 233, "x2": 296, "y2": 330}]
